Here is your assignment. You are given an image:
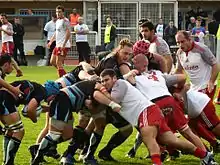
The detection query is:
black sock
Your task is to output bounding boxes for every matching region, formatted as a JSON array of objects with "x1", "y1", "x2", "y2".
[
  {"x1": 4, "y1": 137, "x2": 21, "y2": 165},
  {"x1": 85, "y1": 132, "x2": 102, "y2": 159},
  {"x1": 3, "y1": 135, "x2": 11, "y2": 164},
  {"x1": 133, "y1": 132, "x2": 142, "y2": 152},
  {"x1": 81, "y1": 133, "x2": 91, "y2": 155},
  {"x1": 63, "y1": 126, "x2": 85, "y2": 157},
  {"x1": 34, "y1": 134, "x2": 57, "y2": 162},
  {"x1": 0, "y1": 125, "x2": 5, "y2": 135},
  {"x1": 101, "y1": 131, "x2": 129, "y2": 155}
]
